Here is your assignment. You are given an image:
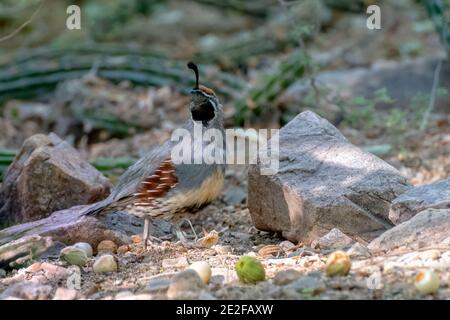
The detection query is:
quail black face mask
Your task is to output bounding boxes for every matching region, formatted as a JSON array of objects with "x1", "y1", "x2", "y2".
[{"x1": 191, "y1": 100, "x2": 215, "y2": 123}]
